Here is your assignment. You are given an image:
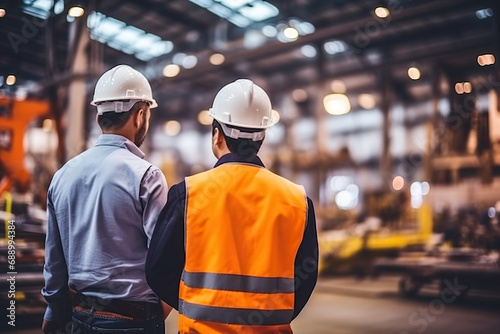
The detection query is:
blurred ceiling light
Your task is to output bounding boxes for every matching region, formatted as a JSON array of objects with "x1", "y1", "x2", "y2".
[
  {"x1": 476, "y1": 8, "x2": 493, "y2": 20},
  {"x1": 323, "y1": 93, "x2": 351, "y2": 116},
  {"x1": 271, "y1": 109, "x2": 280, "y2": 124},
  {"x1": 6, "y1": 75, "x2": 16, "y2": 86},
  {"x1": 68, "y1": 6, "x2": 84, "y2": 18},
  {"x1": 163, "y1": 64, "x2": 180, "y2": 78},
  {"x1": 283, "y1": 27, "x2": 299, "y2": 39},
  {"x1": 164, "y1": 120, "x2": 181, "y2": 136},
  {"x1": 43, "y1": 119, "x2": 54, "y2": 132},
  {"x1": 209, "y1": 53, "x2": 225, "y2": 65},
  {"x1": 408, "y1": 66, "x2": 421, "y2": 80},
  {"x1": 182, "y1": 55, "x2": 198, "y2": 69},
  {"x1": 392, "y1": 176, "x2": 404, "y2": 191},
  {"x1": 410, "y1": 182, "x2": 422, "y2": 196},
  {"x1": 292, "y1": 88, "x2": 308, "y2": 103},
  {"x1": 421, "y1": 181, "x2": 430, "y2": 195},
  {"x1": 330, "y1": 80, "x2": 346, "y2": 93},
  {"x1": 463, "y1": 81, "x2": 472, "y2": 93},
  {"x1": 455, "y1": 82, "x2": 472, "y2": 94},
  {"x1": 323, "y1": 40, "x2": 347, "y2": 55},
  {"x1": 297, "y1": 21, "x2": 315, "y2": 35},
  {"x1": 300, "y1": 44, "x2": 317, "y2": 58},
  {"x1": 374, "y1": 6, "x2": 390, "y2": 18},
  {"x1": 197, "y1": 110, "x2": 213, "y2": 126},
  {"x1": 0, "y1": 8, "x2": 6, "y2": 17},
  {"x1": 244, "y1": 29, "x2": 267, "y2": 48},
  {"x1": 261, "y1": 25, "x2": 278, "y2": 37},
  {"x1": 477, "y1": 53, "x2": 495, "y2": 66},
  {"x1": 54, "y1": 0, "x2": 64, "y2": 15},
  {"x1": 173, "y1": 52, "x2": 186, "y2": 65},
  {"x1": 358, "y1": 93, "x2": 376, "y2": 109},
  {"x1": 188, "y1": 0, "x2": 278, "y2": 28}
]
